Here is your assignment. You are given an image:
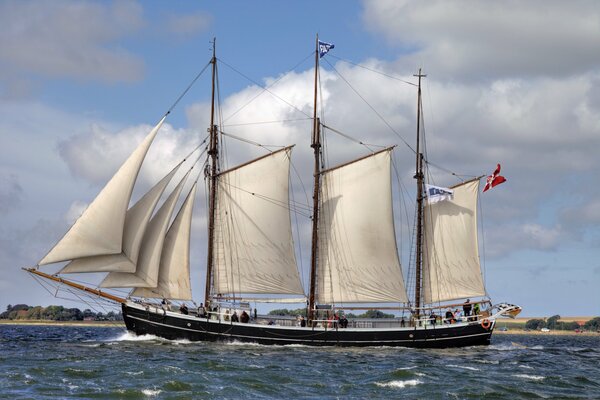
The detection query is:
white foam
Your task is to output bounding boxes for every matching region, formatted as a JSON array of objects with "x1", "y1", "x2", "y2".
[
  {"x1": 375, "y1": 379, "x2": 422, "y2": 389},
  {"x1": 126, "y1": 371, "x2": 144, "y2": 376},
  {"x1": 519, "y1": 365, "x2": 534, "y2": 370},
  {"x1": 447, "y1": 364, "x2": 480, "y2": 371},
  {"x1": 476, "y1": 359, "x2": 500, "y2": 364},
  {"x1": 513, "y1": 374, "x2": 545, "y2": 381},
  {"x1": 142, "y1": 389, "x2": 162, "y2": 396},
  {"x1": 109, "y1": 332, "x2": 160, "y2": 342}
]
